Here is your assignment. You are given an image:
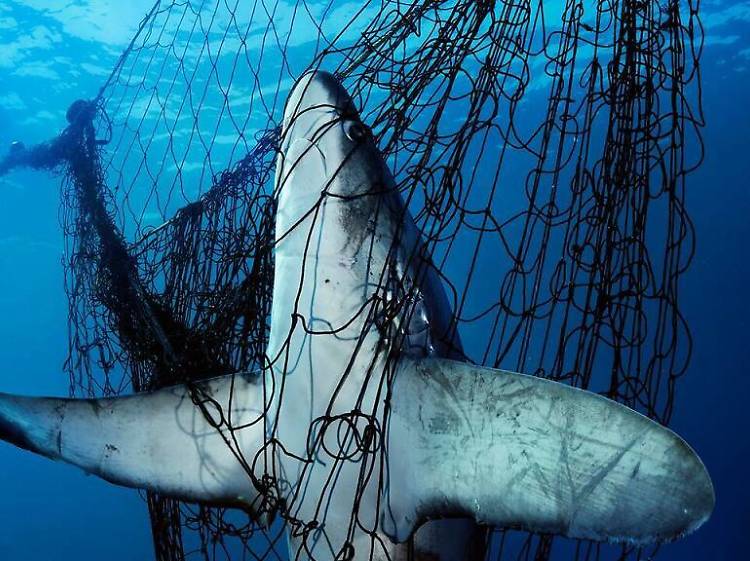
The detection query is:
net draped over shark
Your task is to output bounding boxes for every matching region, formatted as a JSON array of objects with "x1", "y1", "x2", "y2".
[{"x1": 0, "y1": 71, "x2": 714, "y2": 561}]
